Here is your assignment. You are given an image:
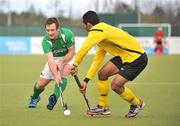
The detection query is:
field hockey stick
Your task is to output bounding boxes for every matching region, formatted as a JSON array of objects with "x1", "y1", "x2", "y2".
[
  {"x1": 57, "y1": 67, "x2": 68, "y2": 111},
  {"x1": 73, "y1": 75, "x2": 91, "y2": 110},
  {"x1": 59, "y1": 84, "x2": 68, "y2": 110}
]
